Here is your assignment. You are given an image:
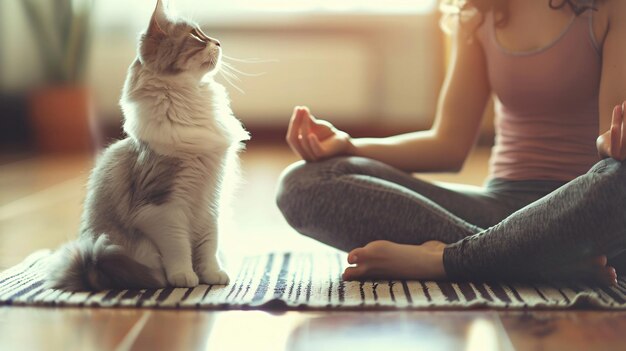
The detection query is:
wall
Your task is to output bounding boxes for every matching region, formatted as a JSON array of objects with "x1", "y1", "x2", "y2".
[
  {"x1": 89, "y1": 11, "x2": 445, "y2": 130},
  {"x1": 1, "y1": 2, "x2": 446, "y2": 132}
]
